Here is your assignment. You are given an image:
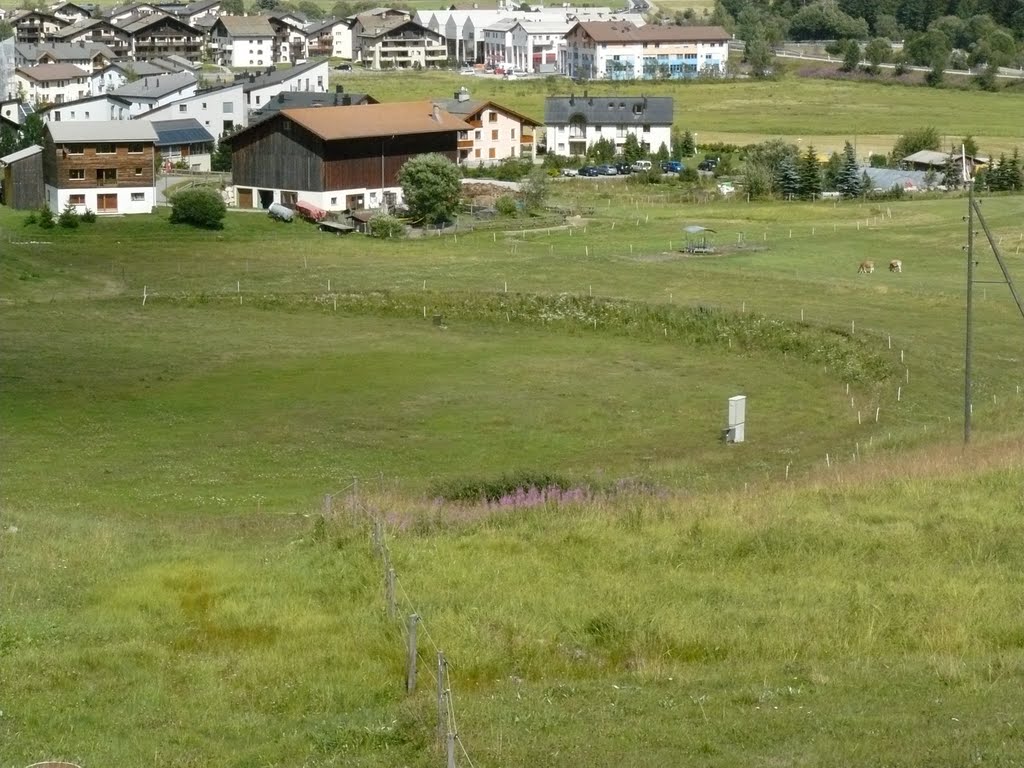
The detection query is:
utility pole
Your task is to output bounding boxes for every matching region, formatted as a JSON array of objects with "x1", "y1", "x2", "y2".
[{"x1": 964, "y1": 159, "x2": 975, "y2": 445}]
